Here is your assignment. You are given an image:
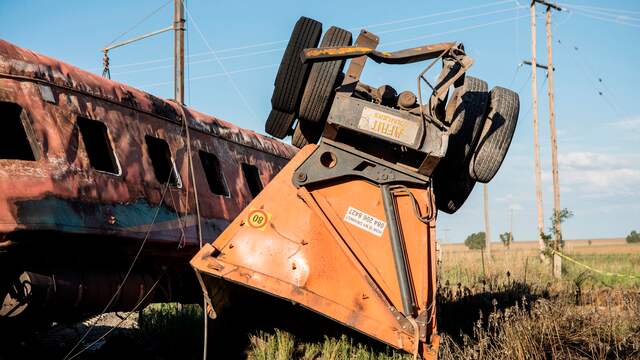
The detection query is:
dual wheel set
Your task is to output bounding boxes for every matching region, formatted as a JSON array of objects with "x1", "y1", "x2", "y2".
[{"x1": 265, "y1": 17, "x2": 520, "y2": 214}]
